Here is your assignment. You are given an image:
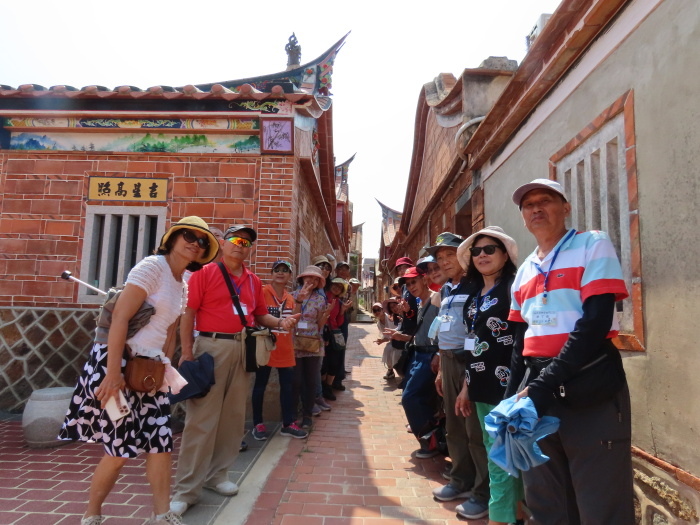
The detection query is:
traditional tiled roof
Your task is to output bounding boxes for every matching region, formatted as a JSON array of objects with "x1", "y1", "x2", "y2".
[
  {"x1": 335, "y1": 153, "x2": 355, "y2": 202},
  {"x1": 376, "y1": 199, "x2": 402, "y2": 247},
  {"x1": 0, "y1": 34, "x2": 348, "y2": 104}
]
